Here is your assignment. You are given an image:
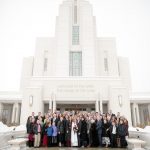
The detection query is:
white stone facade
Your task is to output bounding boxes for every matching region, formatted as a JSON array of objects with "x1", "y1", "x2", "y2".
[{"x1": 20, "y1": 0, "x2": 132, "y2": 124}]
